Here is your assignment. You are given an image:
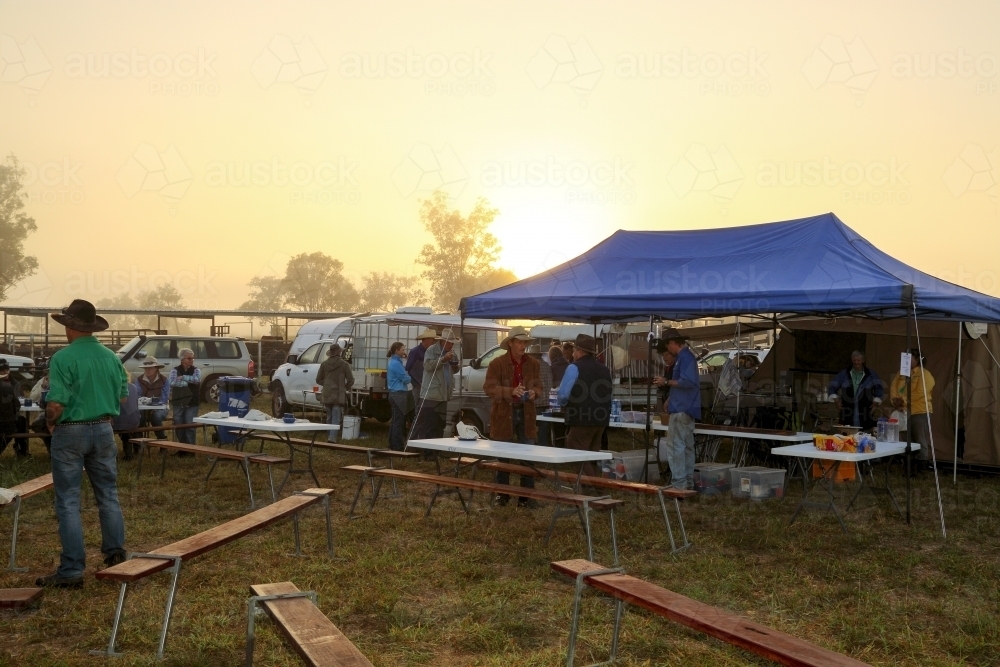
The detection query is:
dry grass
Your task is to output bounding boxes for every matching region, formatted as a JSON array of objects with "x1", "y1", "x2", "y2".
[{"x1": 1, "y1": 396, "x2": 999, "y2": 666}]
